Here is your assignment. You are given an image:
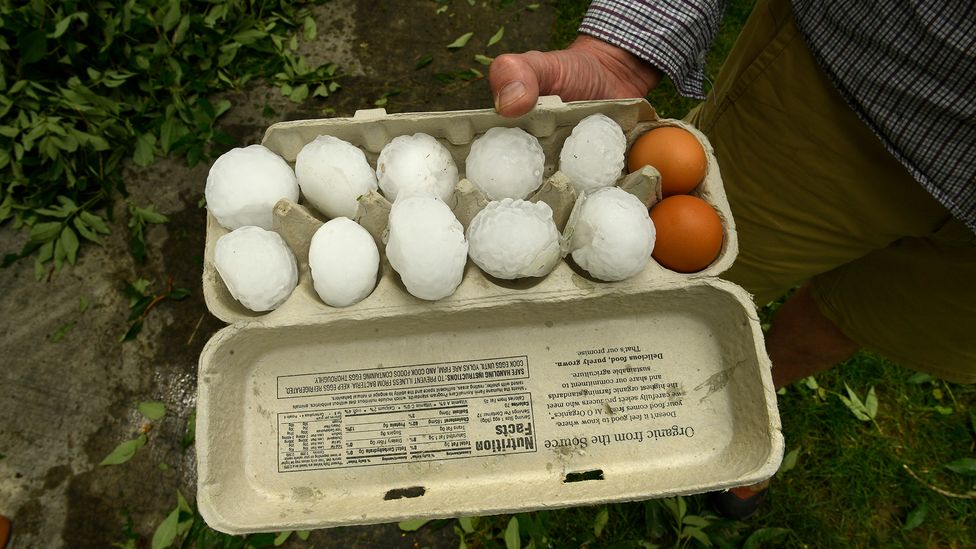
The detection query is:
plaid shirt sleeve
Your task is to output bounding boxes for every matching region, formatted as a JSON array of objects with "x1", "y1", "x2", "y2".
[{"x1": 579, "y1": 0, "x2": 728, "y2": 99}]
